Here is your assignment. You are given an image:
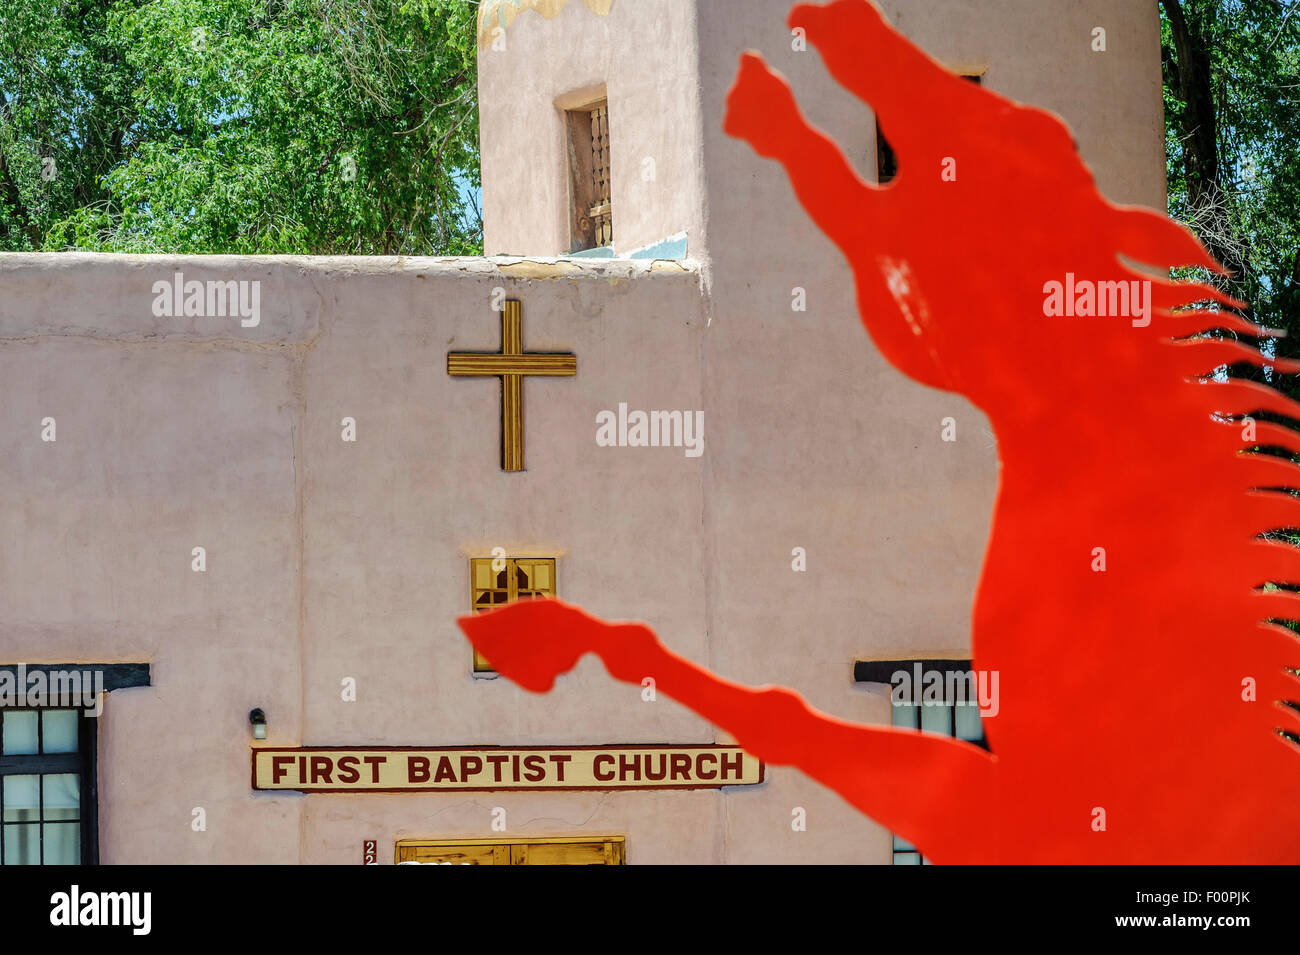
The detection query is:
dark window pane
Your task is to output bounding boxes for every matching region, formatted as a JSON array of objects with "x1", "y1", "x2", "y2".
[
  {"x1": 2, "y1": 711, "x2": 38, "y2": 755},
  {"x1": 955, "y1": 701, "x2": 985, "y2": 742},
  {"x1": 2, "y1": 775, "x2": 39, "y2": 822},
  {"x1": 42, "y1": 774, "x2": 79, "y2": 821},
  {"x1": 876, "y1": 121, "x2": 898, "y2": 184},
  {"x1": 920, "y1": 702, "x2": 951, "y2": 734},
  {"x1": 891, "y1": 702, "x2": 919, "y2": 729},
  {"x1": 3, "y1": 823, "x2": 39, "y2": 864},
  {"x1": 42, "y1": 823, "x2": 79, "y2": 865},
  {"x1": 41, "y1": 710, "x2": 79, "y2": 754}
]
